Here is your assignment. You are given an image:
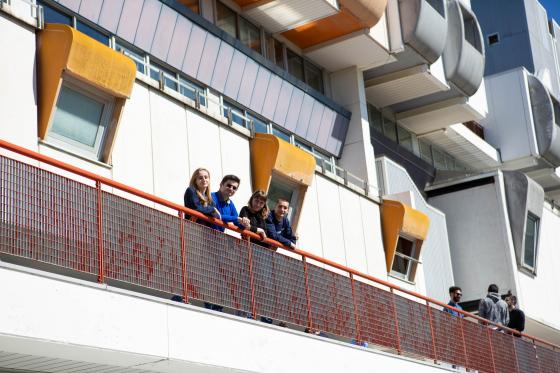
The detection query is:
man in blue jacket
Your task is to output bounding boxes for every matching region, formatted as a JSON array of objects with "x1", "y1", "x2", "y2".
[
  {"x1": 266, "y1": 198, "x2": 297, "y2": 249},
  {"x1": 211, "y1": 175, "x2": 249, "y2": 232}
]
